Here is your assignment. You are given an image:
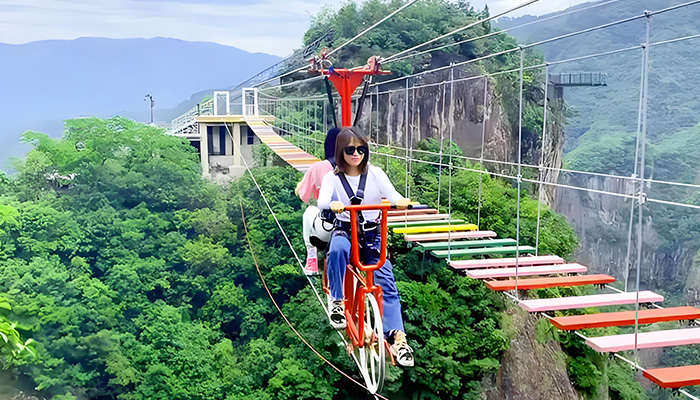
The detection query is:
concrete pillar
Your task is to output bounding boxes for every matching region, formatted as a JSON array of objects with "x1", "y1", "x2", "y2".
[
  {"x1": 233, "y1": 123, "x2": 242, "y2": 167},
  {"x1": 199, "y1": 122, "x2": 209, "y2": 178}
]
